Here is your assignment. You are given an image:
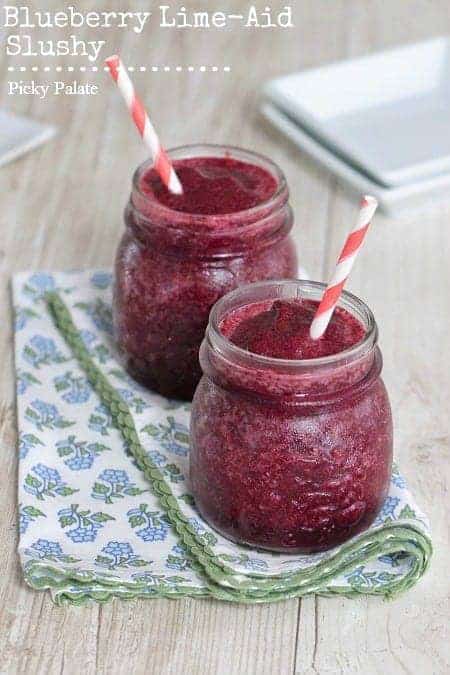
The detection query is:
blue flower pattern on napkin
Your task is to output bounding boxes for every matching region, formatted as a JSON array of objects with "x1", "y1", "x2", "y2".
[
  {"x1": 23, "y1": 335, "x2": 68, "y2": 369},
  {"x1": 17, "y1": 370, "x2": 41, "y2": 395},
  {"x1": 92, "y1": 469, "x2": 147, "y2": 503},
  {"x1": 54, "y1": 371, "x2": 92, "y2": 404},
  {"x1": 56, "y1": 435, "x2": 110, "y2": 470},
  {"x1": 19, "y1": 504, "x2": 46, "y2": 534},
  {"x1": 58, "y1": 504, "x2": 115, "y2": 542},
  {"x1": 13, "y1": 270, "x2": 430, "y2": 601},
  {"x1": 95, "y1": 541, "x2": 150, "y2": 570},
  {"x1": 25, "y1": 400, "x2": 74, "y2": 431},
  {"x1": 127, "y1": 503, "x2": 169, "y2": 542},
  {"x1": 24, "y1": 464, "x2": 78, "y2": 500}
]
